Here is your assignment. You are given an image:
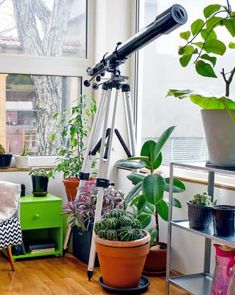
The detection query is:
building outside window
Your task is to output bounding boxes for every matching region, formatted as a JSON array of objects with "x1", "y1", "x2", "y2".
[
  {"x1": 0, "y1": 0, "x2": 91, "y2": 158},
  {"x1": 137, "y1": 0, "x2": 232, "y2": 165}
]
